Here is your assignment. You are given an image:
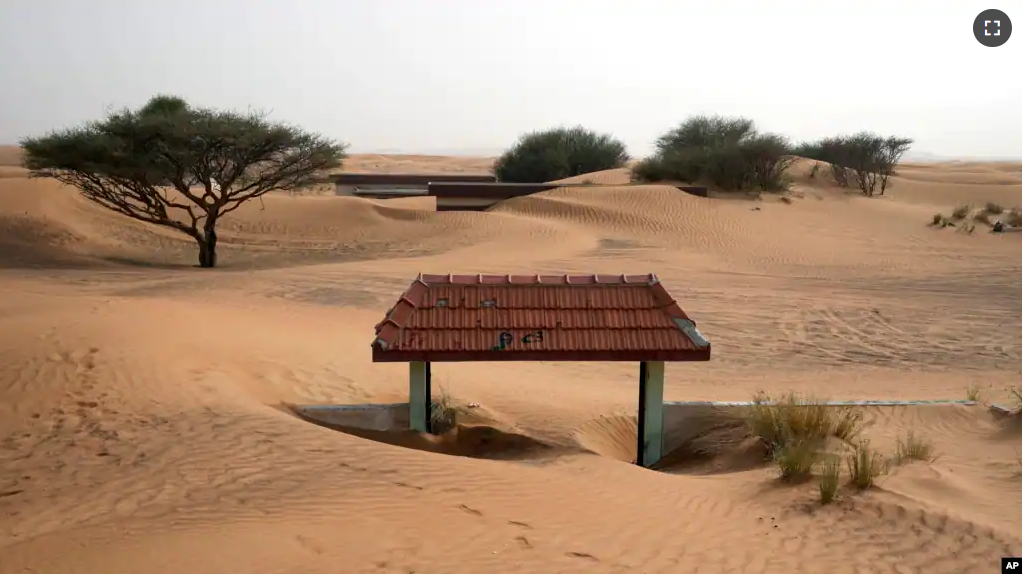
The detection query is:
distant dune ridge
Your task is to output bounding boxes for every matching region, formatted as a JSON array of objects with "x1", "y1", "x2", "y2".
[{"x1": 0, "y1": 143, "x2": 1020, "y2": 573}]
